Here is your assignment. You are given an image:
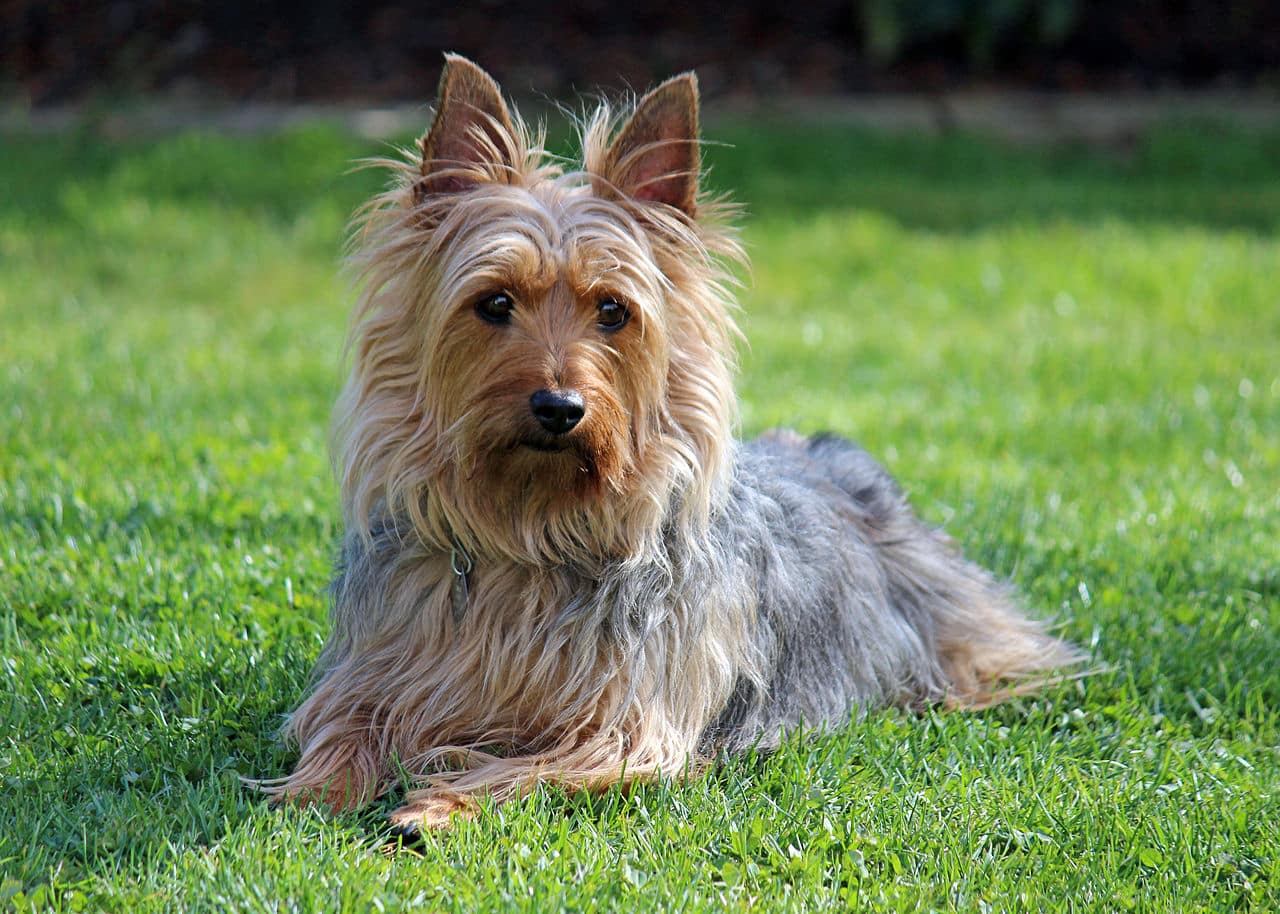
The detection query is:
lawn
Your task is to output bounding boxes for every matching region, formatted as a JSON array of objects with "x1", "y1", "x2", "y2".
[{"x1": 1, "y1": 116, "x2": 1277, "y2": 912}]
